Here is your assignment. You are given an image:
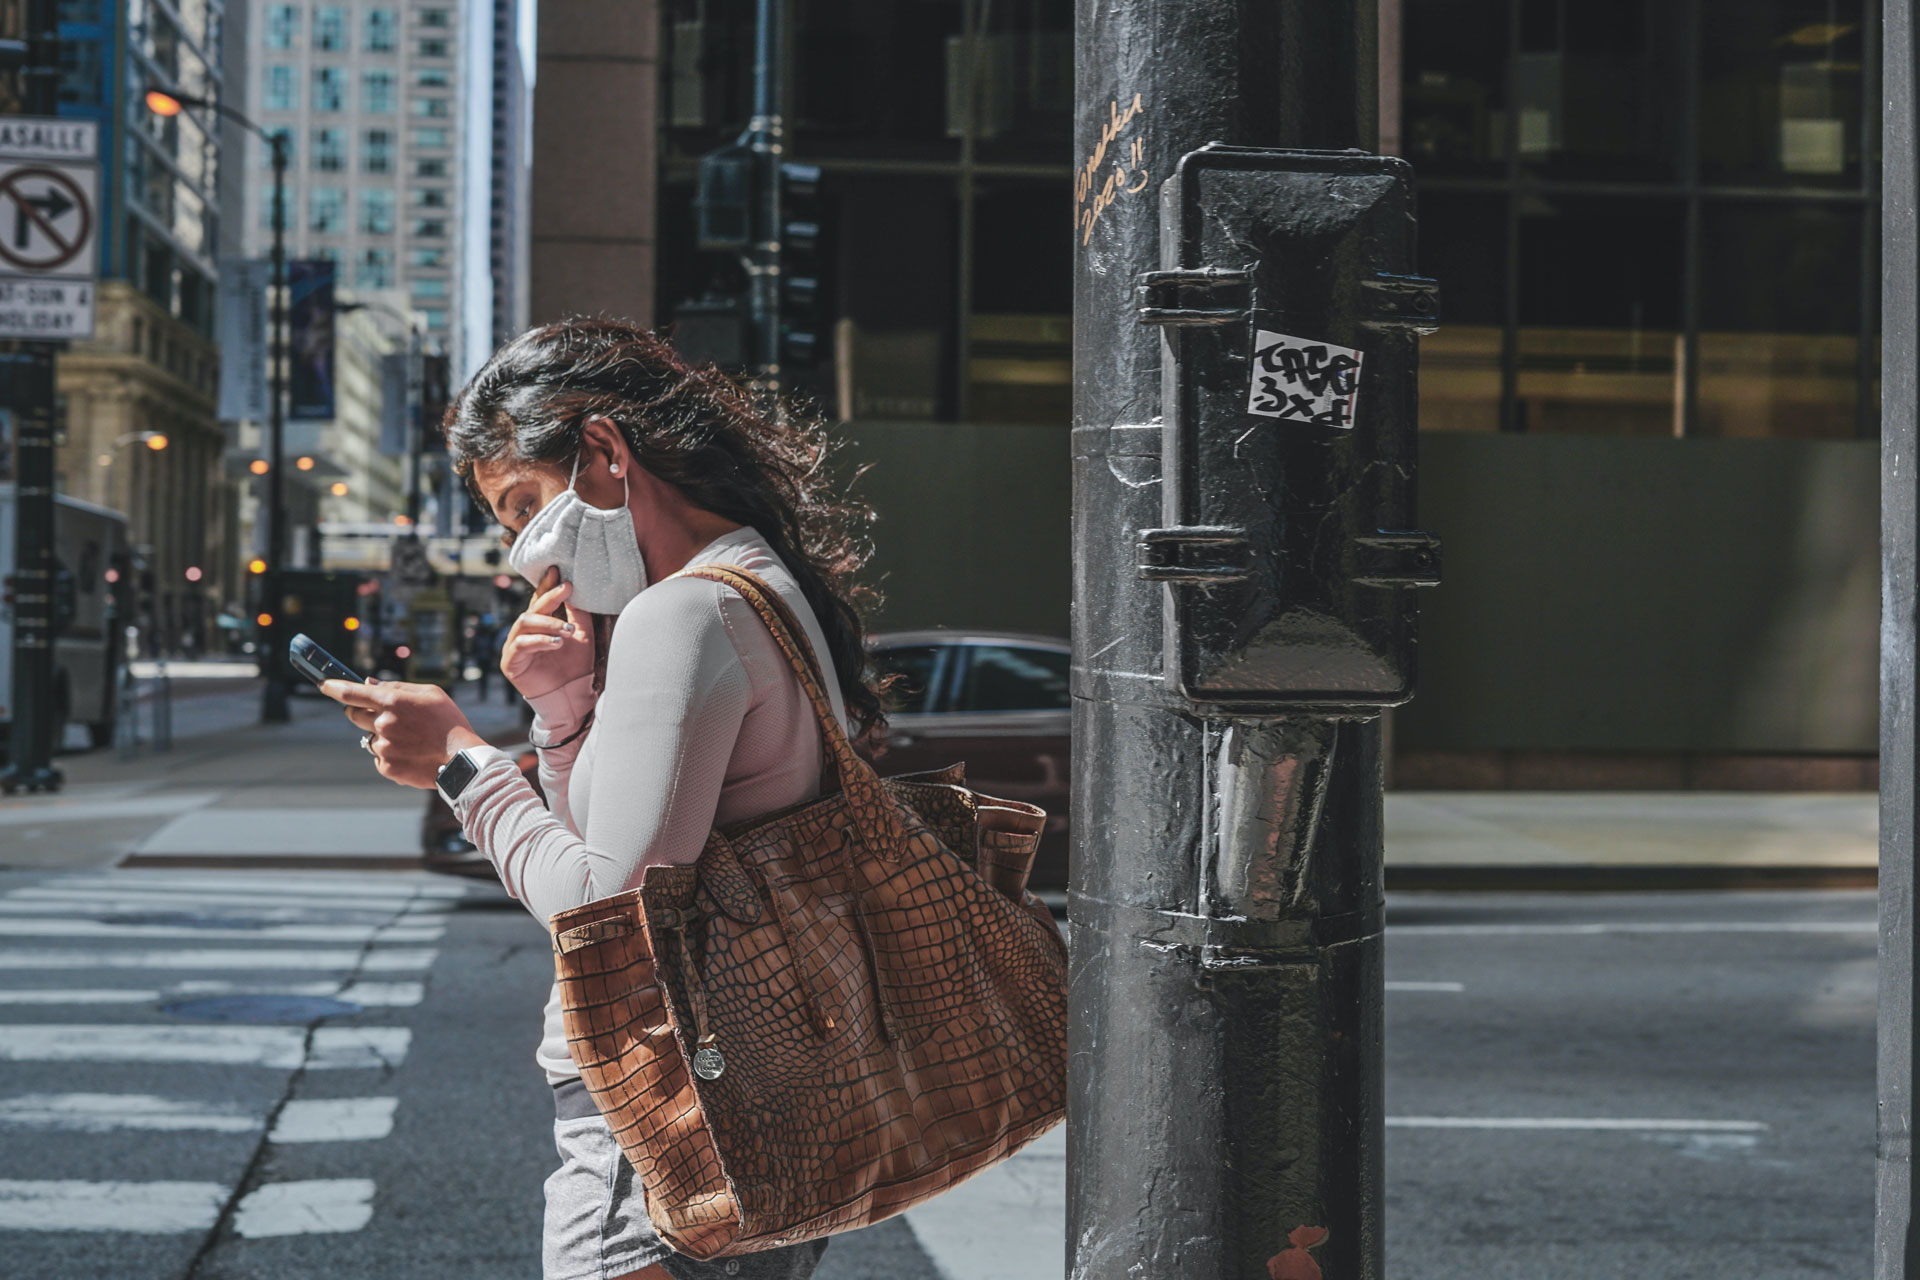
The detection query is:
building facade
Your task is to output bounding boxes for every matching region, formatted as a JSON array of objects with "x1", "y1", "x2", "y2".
[{"x1": 55, "y1": 0, "x2": 239, "y2": 653}]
